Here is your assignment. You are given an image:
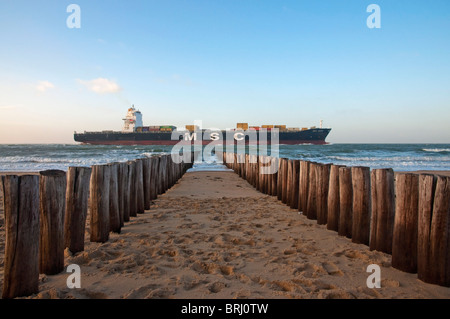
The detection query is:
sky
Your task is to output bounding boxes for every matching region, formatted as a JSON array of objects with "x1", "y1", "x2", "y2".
[{"x1": 0, "y1": 0, "x2": 449, "y2": 144}]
